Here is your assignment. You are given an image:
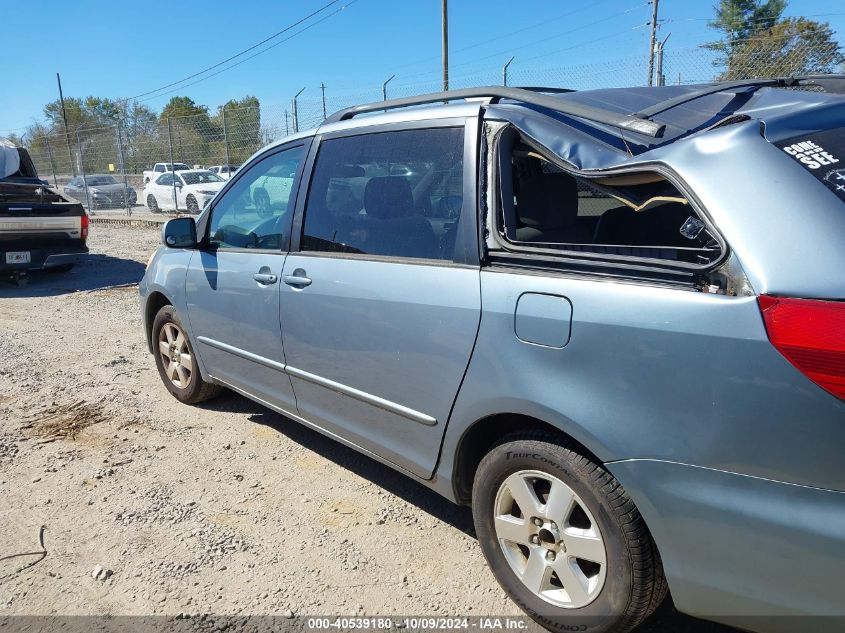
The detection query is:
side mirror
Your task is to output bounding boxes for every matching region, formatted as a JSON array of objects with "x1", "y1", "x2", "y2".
[{"x1": 162, "y1": 217, "x2": 197, "y2": 248}]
